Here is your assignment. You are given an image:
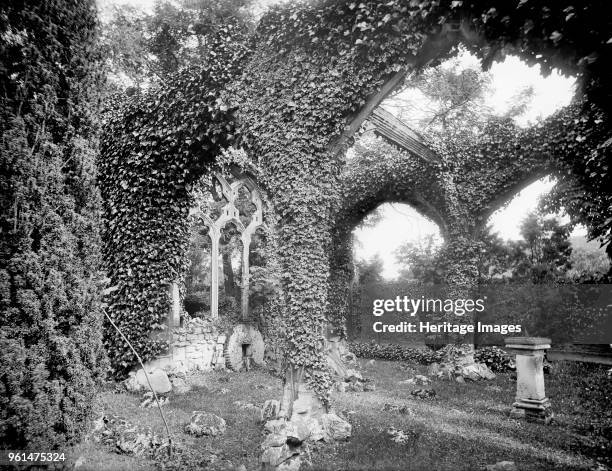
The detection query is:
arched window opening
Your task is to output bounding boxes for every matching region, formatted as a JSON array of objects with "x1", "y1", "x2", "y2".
[{"x1": 178, "y1": 172, "x2": 266, "y2": 324}]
